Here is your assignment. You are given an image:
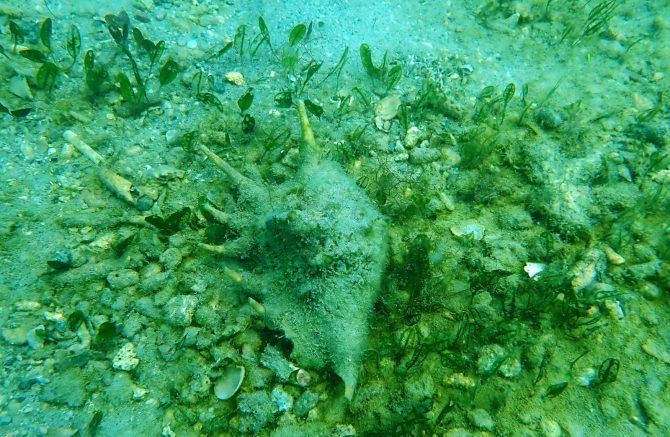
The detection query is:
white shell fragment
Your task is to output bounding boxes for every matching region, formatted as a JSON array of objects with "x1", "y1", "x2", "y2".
[
  {"x1": 574, "y1": 367, "x2": 597, "y2": 387},
  {"x1": 248, "y1": 297, "x2": 266, "y2": 315},
  {"x1": 294, "y1": 368, "x2": 312, "y2": 387},
  {"x1": 604, "y1": 245, "x2": 625, "y2": 265},
  {"x1": 450, "y1": 223, "x2": 484, "y2": 240},
  {"x1": 224, "y1": 71, "x2": 245, "y2": 86},
  {"x1": 214, "y1": 365, "x2": 245, "y2": 400},
  {"x1": 524, "y1": 262, "x2": 546, "y2": 279},
  {"x1": 375, "y1": 95, "x2": 401, "y2": 120},
  {"x1": 113, "y1": 342, "x2": 139, "y2": 371},
  {"x1": 63, "y1": 130, "x2": 104, "y2": 165},
  {"x1": 147, "y1": 165, "x2": 185, "y2": 181},
  {"x1": 603, "y1": 299, "x2": 624, "y2": 320},
  {"x1": 404, "y1": 126, "x2": 421, "y2": 148},
  {"x1": 98, "y1": 168, "x2": 136, "y2": 204}
]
